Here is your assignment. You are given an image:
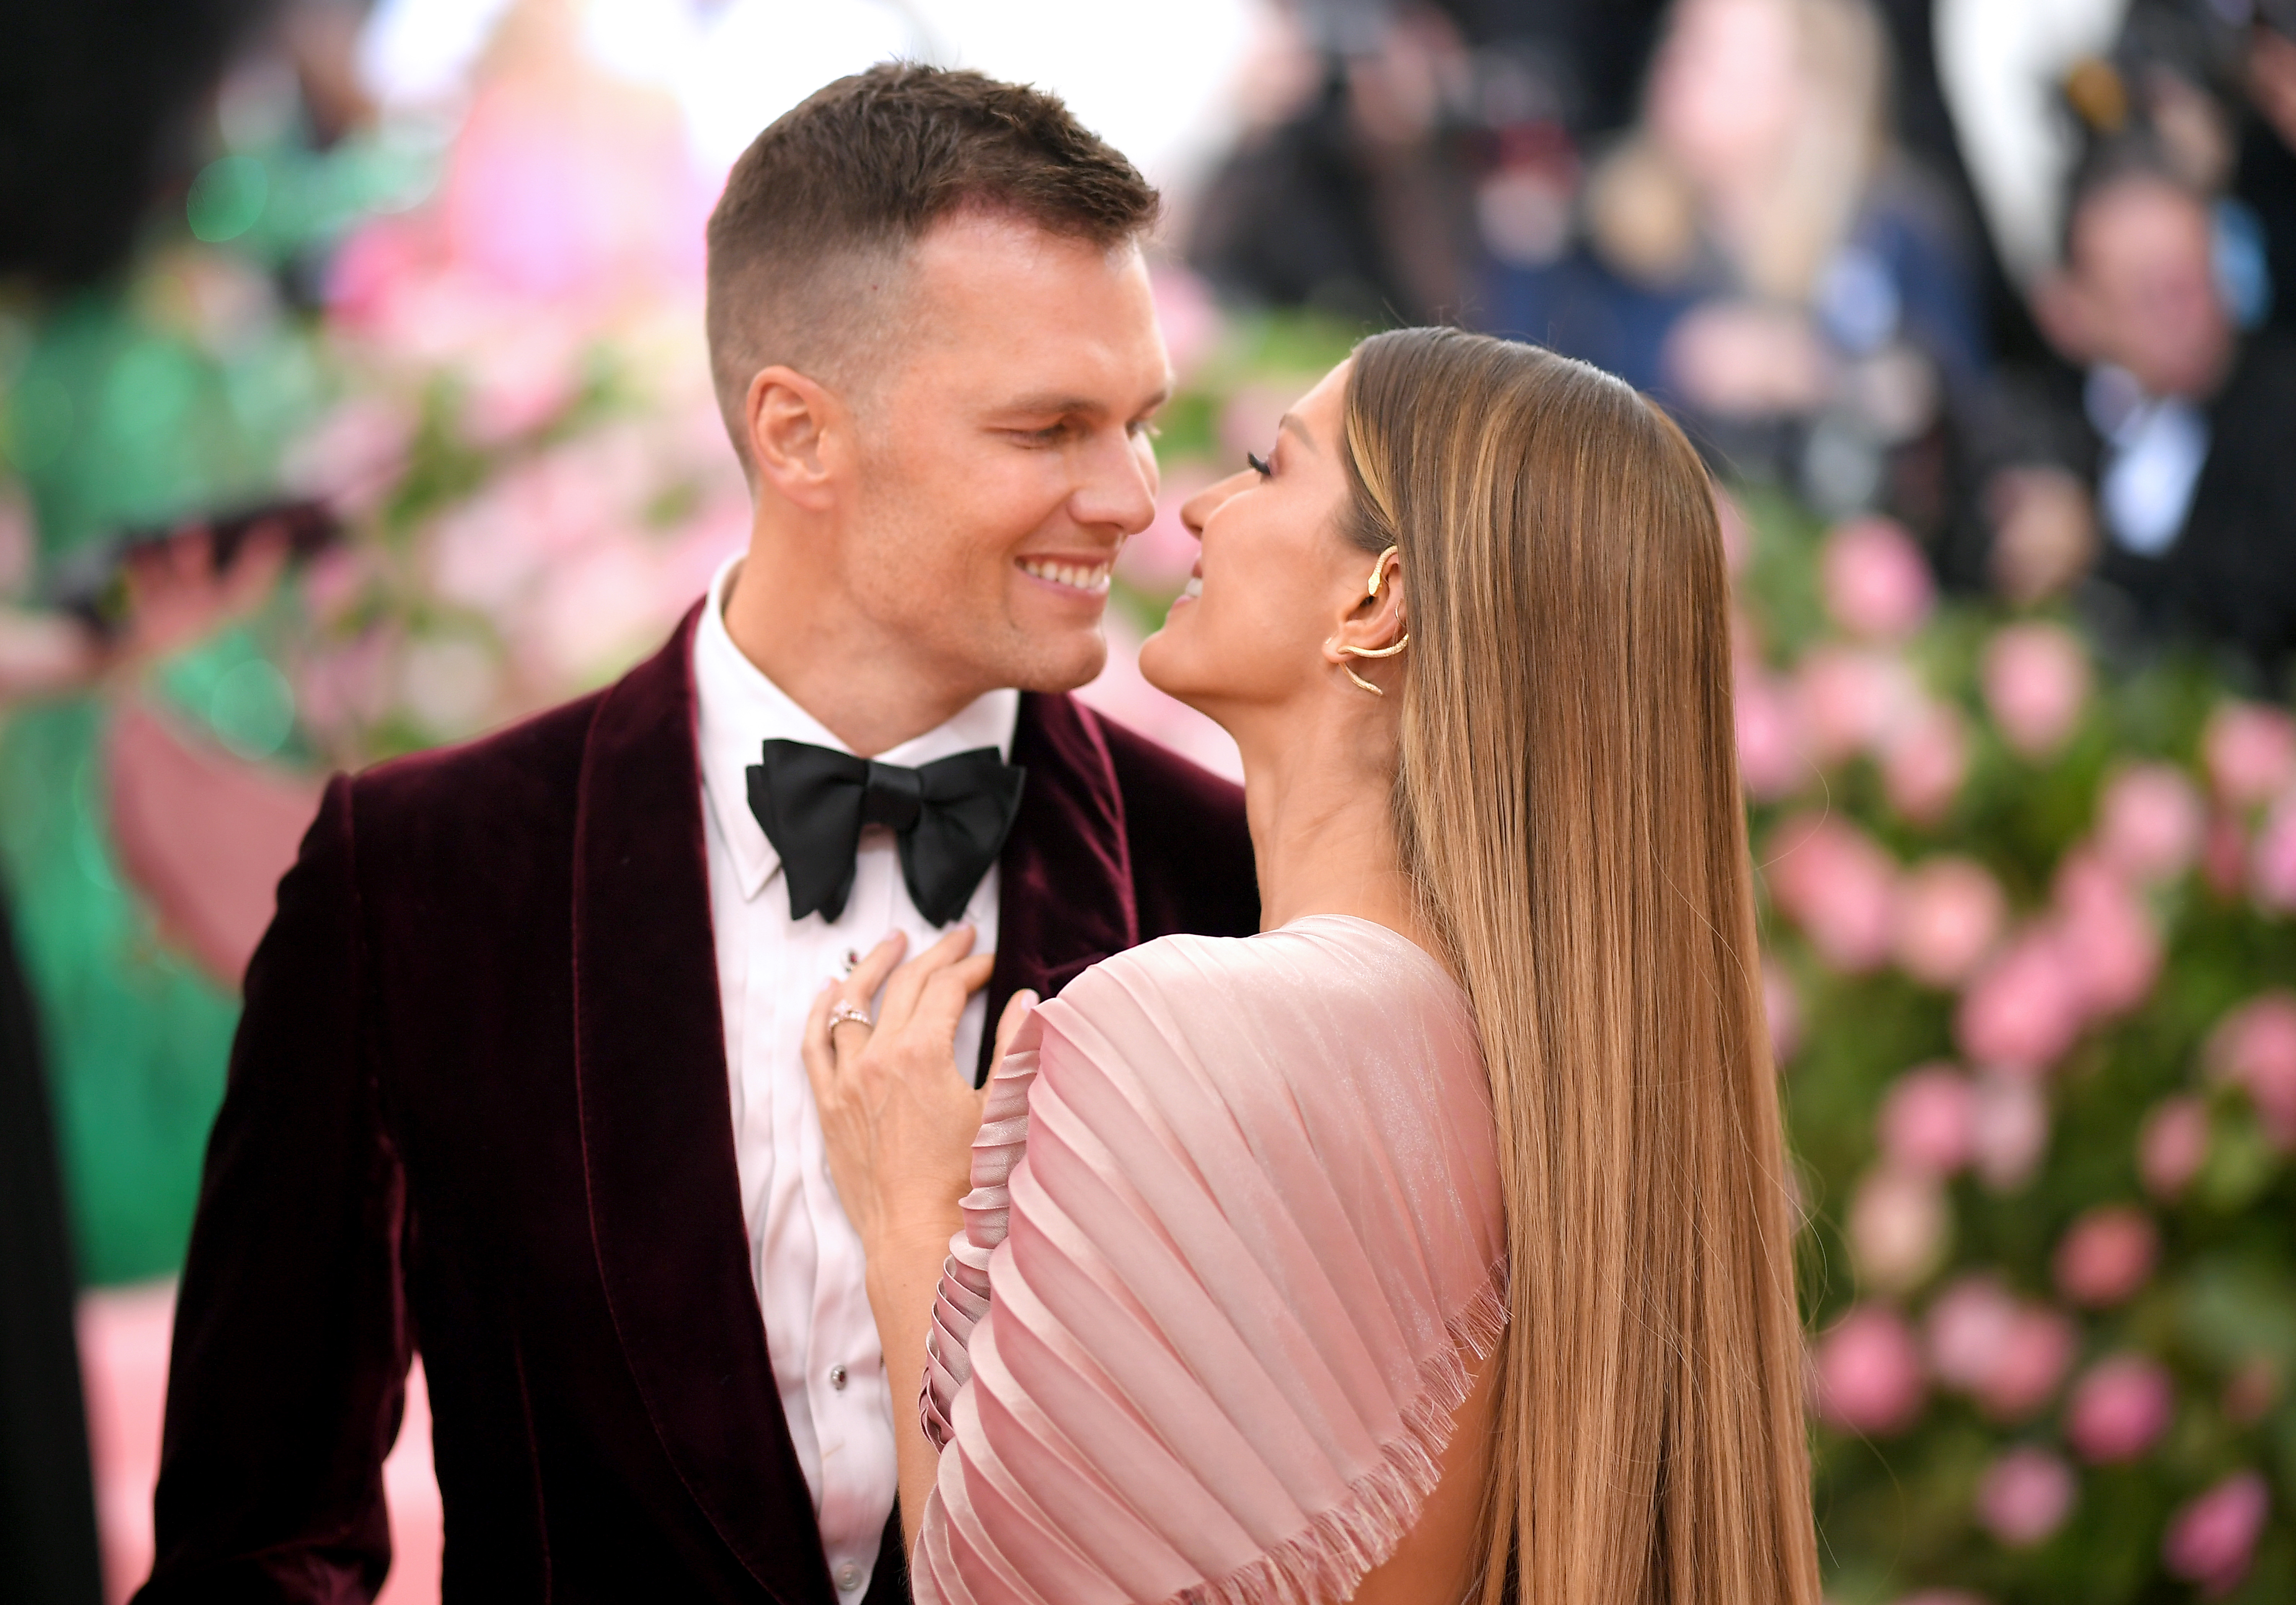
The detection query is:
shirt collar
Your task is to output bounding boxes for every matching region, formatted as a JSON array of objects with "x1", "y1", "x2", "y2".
[{"x1": 692, "y1": 553, "x2": 1021, "y2": 903}]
